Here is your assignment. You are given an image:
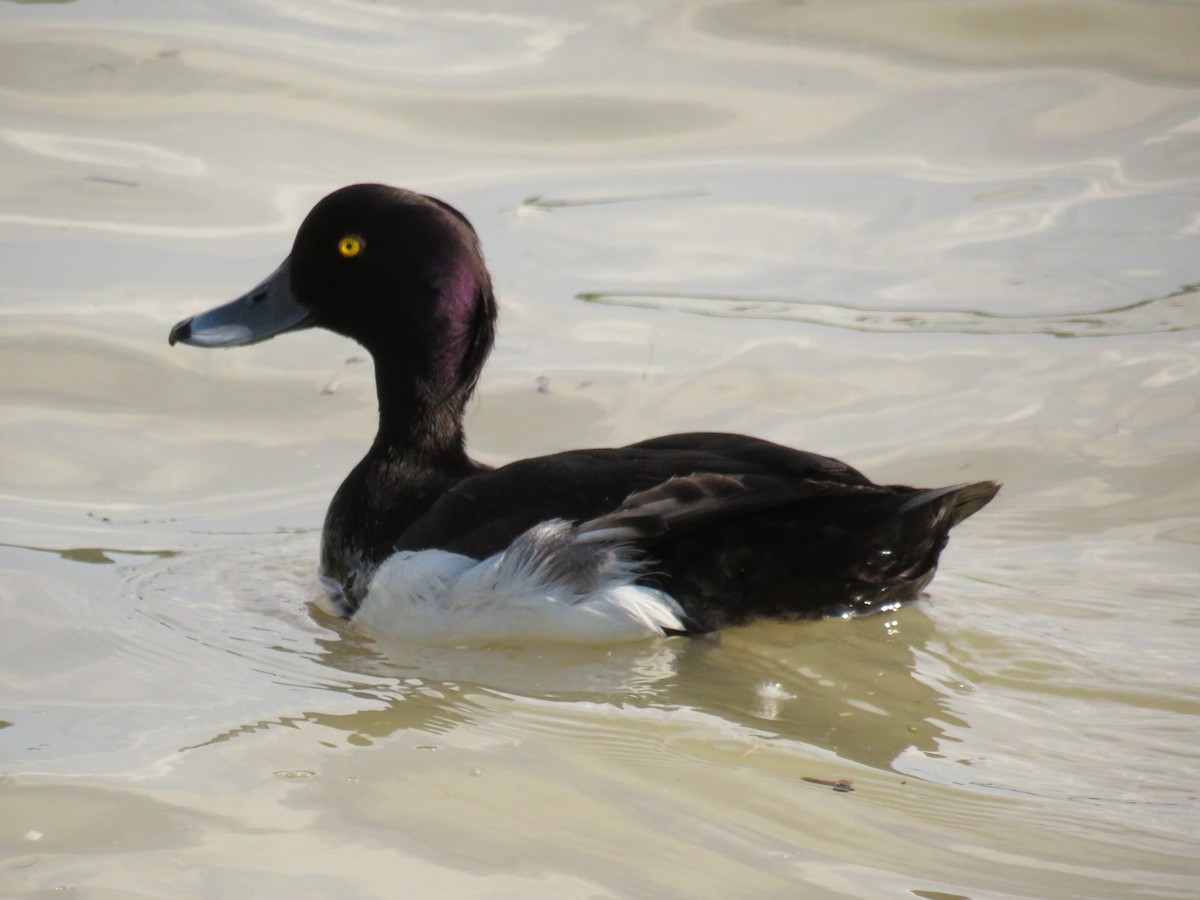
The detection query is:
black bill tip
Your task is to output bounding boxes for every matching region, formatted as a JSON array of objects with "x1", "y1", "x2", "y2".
[{"x1": 168, "y1": 318, "x2": 192, "y2": 346}]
